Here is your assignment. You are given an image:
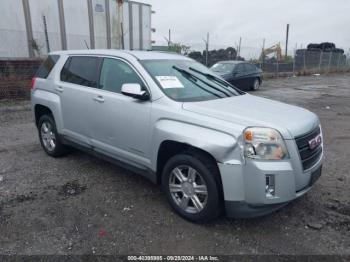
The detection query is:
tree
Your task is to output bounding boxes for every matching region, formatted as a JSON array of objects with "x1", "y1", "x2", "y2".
[{"x1": 169, "y1": 43, "x2": 191, "y2": 55}]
